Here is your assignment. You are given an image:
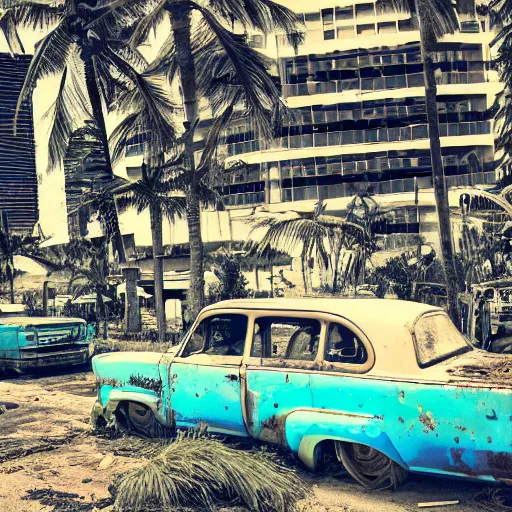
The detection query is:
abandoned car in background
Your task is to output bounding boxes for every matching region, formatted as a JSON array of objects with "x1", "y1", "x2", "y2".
[
  {"x1": 92, "y1": 299, "x2": 512, "y2": 489},
  {"x1": 0, "y1": 304, "x2": 93, "y2": 373}
]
